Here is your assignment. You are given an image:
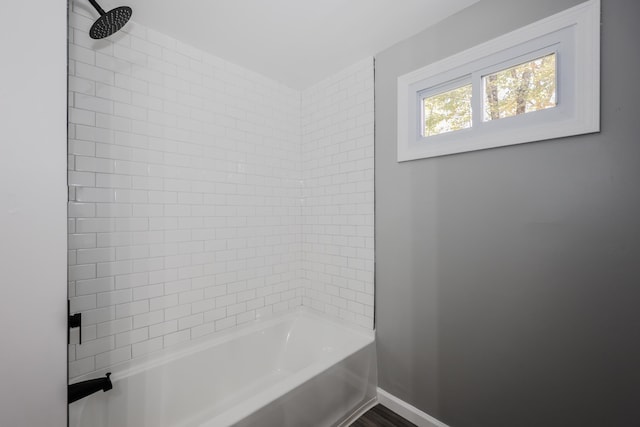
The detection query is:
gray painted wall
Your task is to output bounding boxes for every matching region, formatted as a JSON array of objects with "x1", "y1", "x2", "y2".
[{"x1": 375, "y1": 1, "x2": 640, "y2": 426}]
